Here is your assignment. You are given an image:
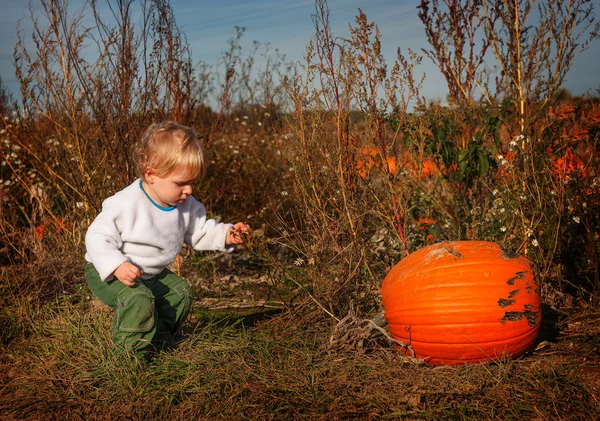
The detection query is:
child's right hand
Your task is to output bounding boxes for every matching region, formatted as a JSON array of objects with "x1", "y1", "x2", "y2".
[
  {"x1": 226, "y1": 222, "x2": 252, "y2": 245},
  {"x1": 113, "y1": 262, "x2": 142, "y2": 287}
]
